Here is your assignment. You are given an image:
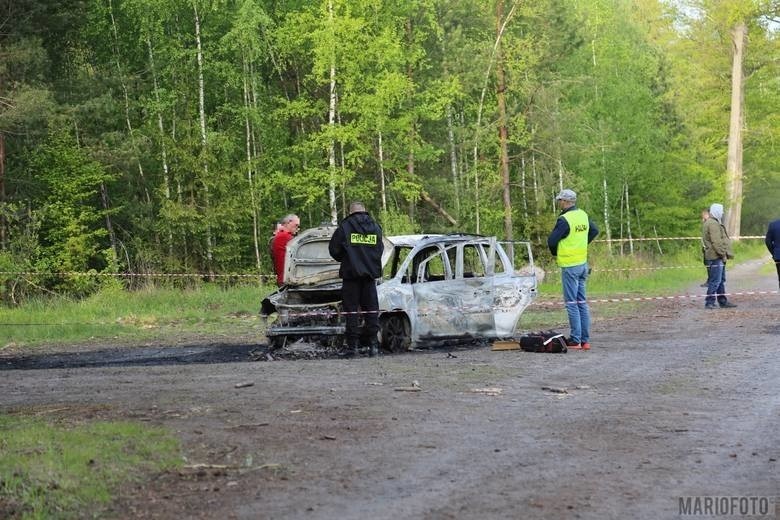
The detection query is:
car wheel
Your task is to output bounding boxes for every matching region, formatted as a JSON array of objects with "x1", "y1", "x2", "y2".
[{"x1": 380, "y1": 314, "x2": 411, "y2": 353}]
